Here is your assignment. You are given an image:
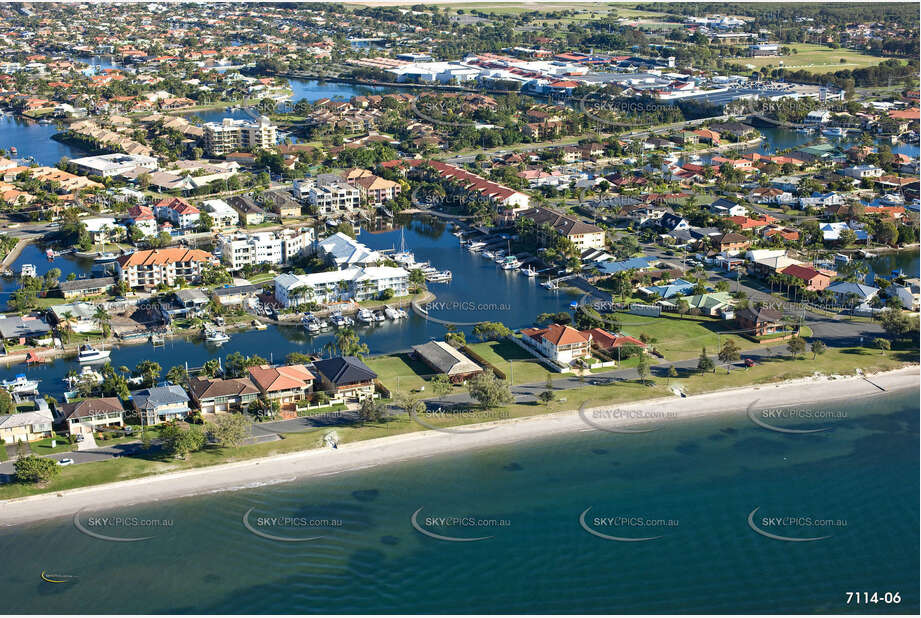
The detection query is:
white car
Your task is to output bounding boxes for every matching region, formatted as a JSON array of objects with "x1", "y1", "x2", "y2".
[{"x1": 57, "y1": 458, "x2": 74, "y2": 466}]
